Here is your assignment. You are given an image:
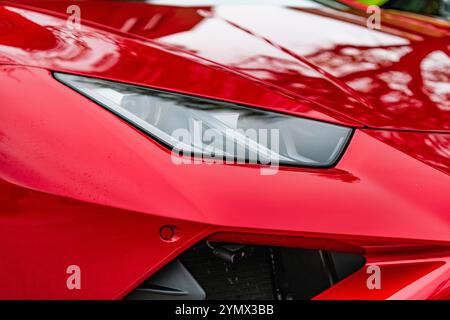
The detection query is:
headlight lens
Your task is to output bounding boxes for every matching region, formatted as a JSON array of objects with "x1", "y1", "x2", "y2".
[{"x1": 54, "y1": 73, "x2": 352, "y2": 167}]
